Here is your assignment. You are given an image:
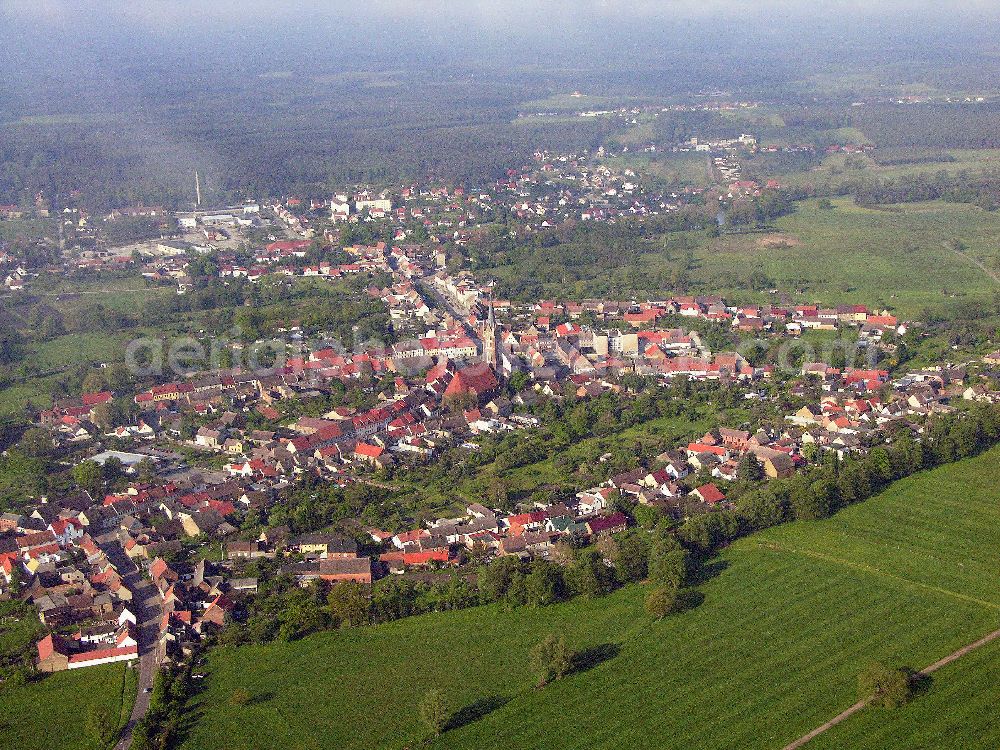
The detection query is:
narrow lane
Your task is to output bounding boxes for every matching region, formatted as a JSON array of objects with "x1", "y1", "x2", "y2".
[
  {"x1": 780, "y1": 625, "x2": 1000, "y2": 749},
  {"x1": 113, "y1": 559, "x2": 165, "y2": 750}
]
